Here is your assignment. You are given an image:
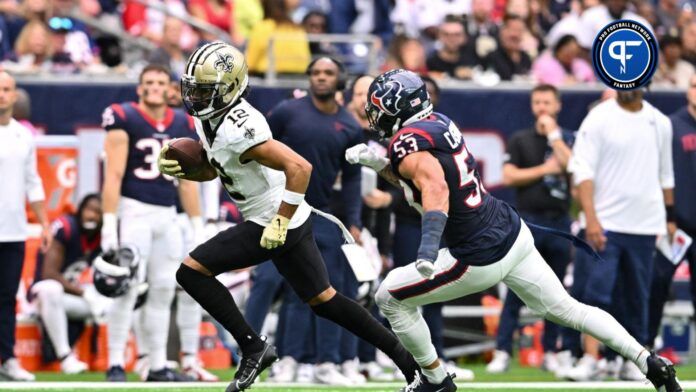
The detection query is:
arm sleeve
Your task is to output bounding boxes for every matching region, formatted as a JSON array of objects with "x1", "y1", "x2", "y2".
[
  {"x1": 569, "y1": 112, "x2": 602, "y2": 185},
  {"x1": 341, "y1": 130, "x2": 364, "y2": 228},
  {"x1": 659, "y1": 115, "x2": 675, "y2": 189},
  {"x1": 25, "y1": 138, "x2": 45, "y2": 203}
]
